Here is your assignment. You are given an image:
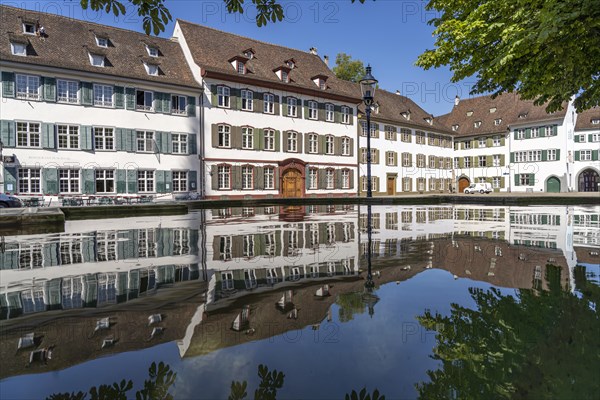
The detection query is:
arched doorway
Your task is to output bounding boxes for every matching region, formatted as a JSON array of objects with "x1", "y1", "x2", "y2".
[
  {"x1": 578, "y1": 169, "x2": 599, "y2": 192},
  {"x1": 458, "y1": 177, "x2": 470, "y2": 193},
  {"x1": 546, "y1": 176, "x2": 561, "y2": 193},
  {"x1": 282, "y1": 168, "x2": 303, "y2": 198}
]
